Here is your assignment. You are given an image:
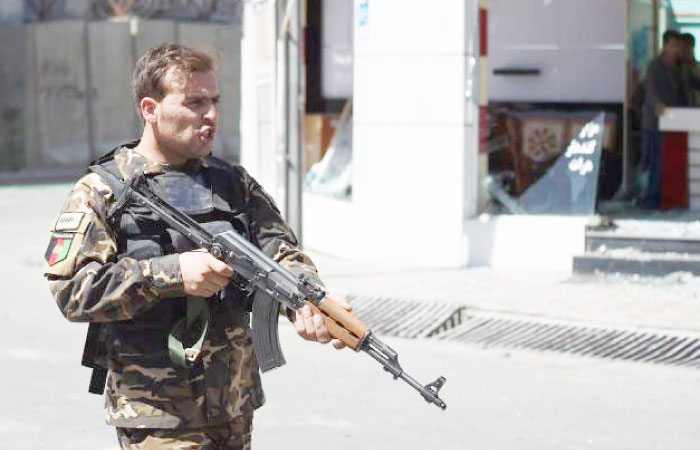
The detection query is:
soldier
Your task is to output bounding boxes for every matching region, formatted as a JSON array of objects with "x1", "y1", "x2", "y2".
[{"x1": 43, "y1": 43, "x2": 348, "y2": 449}]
